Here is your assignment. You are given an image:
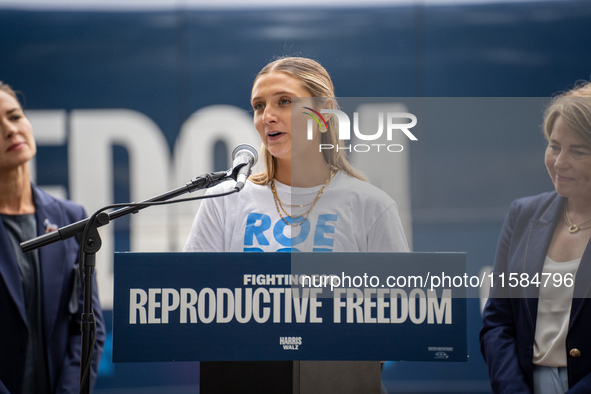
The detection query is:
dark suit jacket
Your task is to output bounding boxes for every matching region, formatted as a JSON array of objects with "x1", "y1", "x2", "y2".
[
  {"x1": 481, "y1": 191, "x2": 591, "y2": 393},
  {"x1": 0, "y1": 185, "x2": 105, "y2": 394}
]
